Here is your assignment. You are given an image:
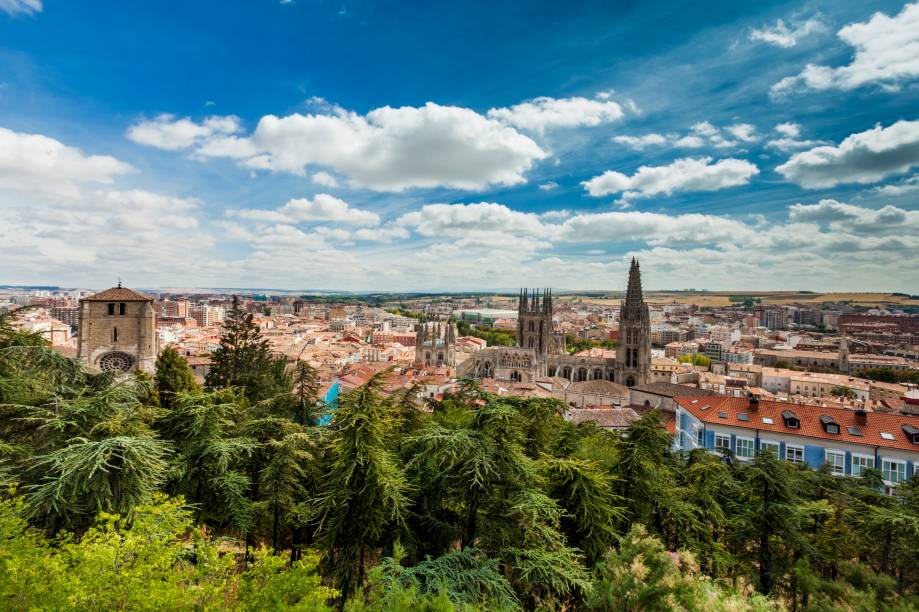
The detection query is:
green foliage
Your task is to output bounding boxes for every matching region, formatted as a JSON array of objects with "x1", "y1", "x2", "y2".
[
  {"x1": 678, "y1": 352, "x2": 712, "y2": 367},
  {"x1": 0, "y1": 492, "x2": 336, "y2": 611},
  {"x1": 204, "y1": 295, "x2": 275, "y2": 401},
  {"x1": 861, "y1": 367, "x2": 919, "y2": 384},
  {"x1": 565, "y1": 334, "x2": 616, "y2": 354},
  {"x1": 587, "y1": 525, "x2": 778, "y2": 611},
  {"x1": 454, "y1": 319, "x2": 516, "y2": 346},
  {"x1": 5, "y1": 331, "x2": 919, "y2": 610},
  {"x1": 154, "y1": 346, "x2": 200, "y2": 410}
]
